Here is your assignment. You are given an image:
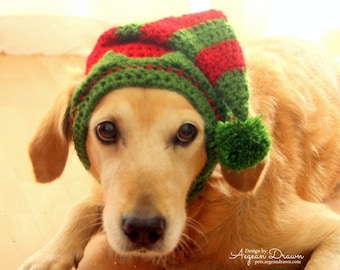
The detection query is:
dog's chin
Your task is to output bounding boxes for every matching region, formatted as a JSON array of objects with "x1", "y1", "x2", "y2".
[
  {"x1": 121, "y1": 247, "x2": 169, "y2": 258},
  {"x1": 109, "y1": 240, "x2": 177, "y2": 258},
  {"x1": 114, "y1": 235, "x2": 179, "y2": 254},
  {"x1": 106, "y1": 230, "x2": 181, "y2": 258}
]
